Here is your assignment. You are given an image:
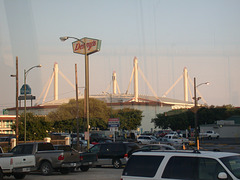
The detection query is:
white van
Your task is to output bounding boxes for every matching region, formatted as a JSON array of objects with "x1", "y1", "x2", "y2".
[{"x1": 121, "y1": 150, "x2": 240, "y2": 180}]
